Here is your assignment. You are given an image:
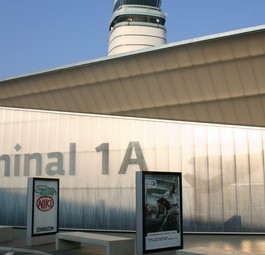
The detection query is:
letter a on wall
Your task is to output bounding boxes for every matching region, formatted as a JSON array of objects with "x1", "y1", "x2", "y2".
[{"x1": 27, "y1": 177, "x2": 59, "y2": 239}]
